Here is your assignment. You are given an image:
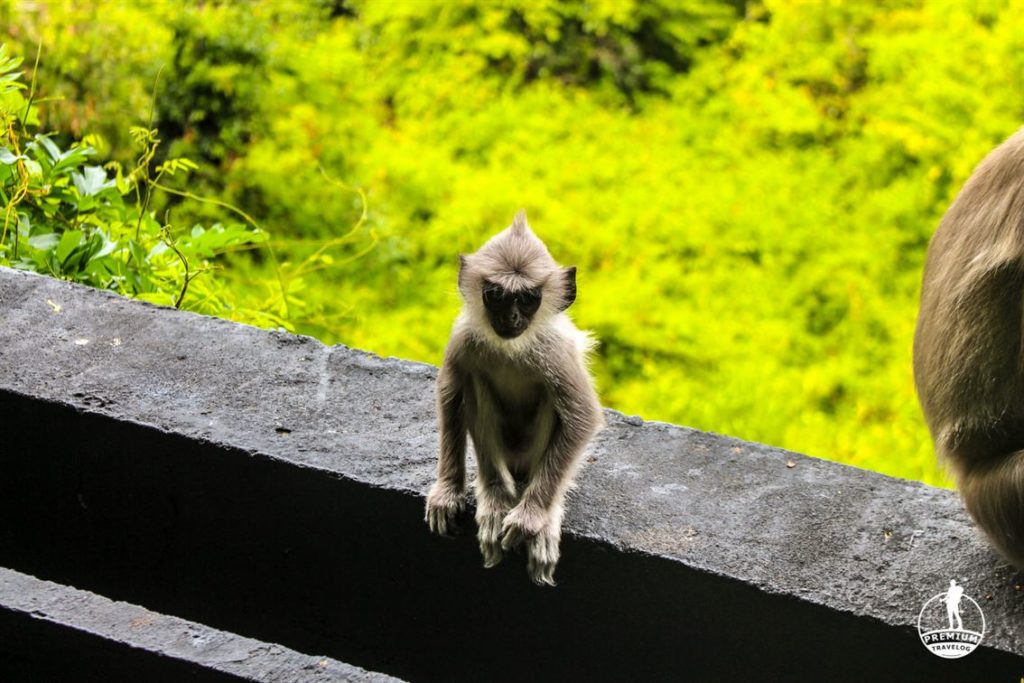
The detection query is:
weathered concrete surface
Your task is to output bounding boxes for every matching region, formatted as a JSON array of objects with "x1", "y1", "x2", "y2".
[
  {"x1": 0, "y1": 567, "x2": 400, "y2": 682},
  {"x1": 1, "y1": 266, "x2": 1023, "y2": 680}
]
